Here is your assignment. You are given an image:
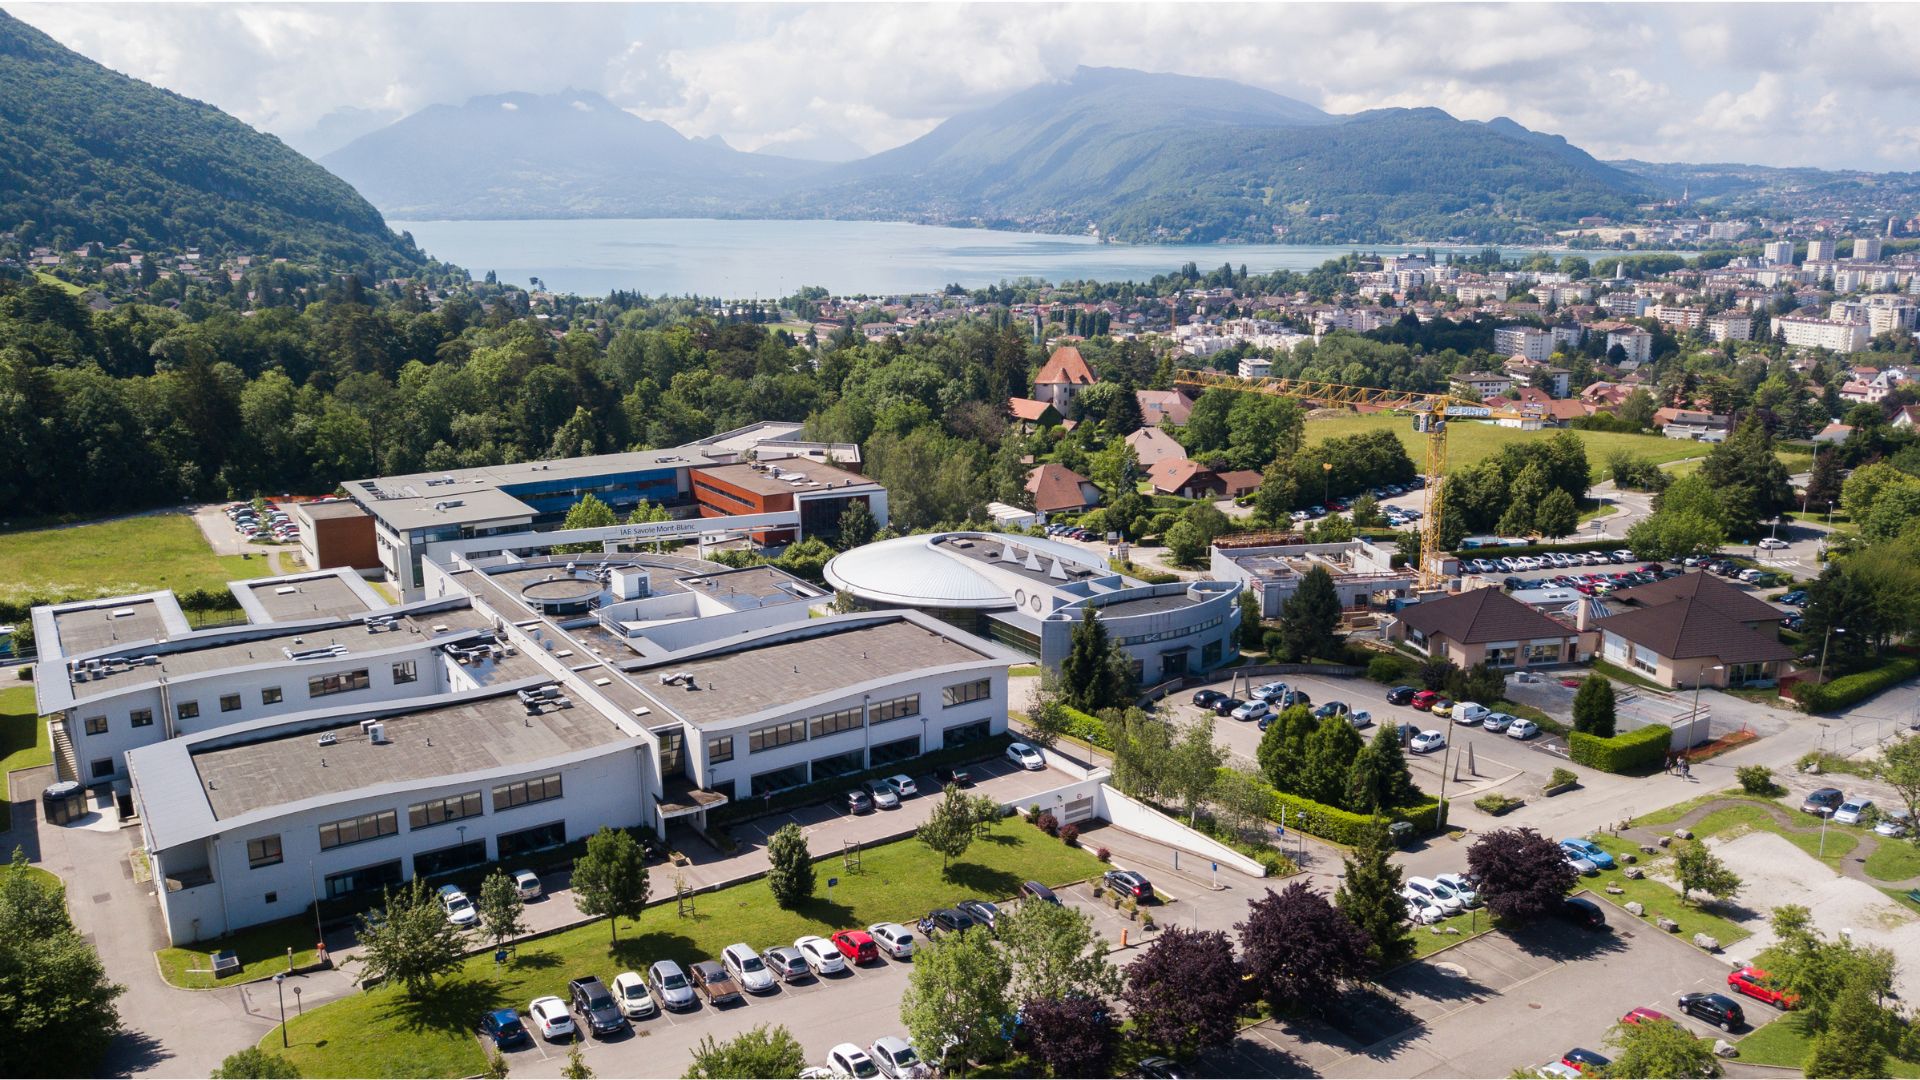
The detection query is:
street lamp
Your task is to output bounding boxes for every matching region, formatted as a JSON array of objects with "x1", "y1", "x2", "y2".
[
  {"x1": 1818, "y1": 626, "x2": 1845, "y2": 683},
  {"x1": 1691, "y1": 664, "x2": 1723, "y2": 742},
  {"x1": 1322, "y1": 461, "x2": 1332, "y2": 507},
  {"x1": 274, "y1": 972, "x2": 288, "y2": 1047}
]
